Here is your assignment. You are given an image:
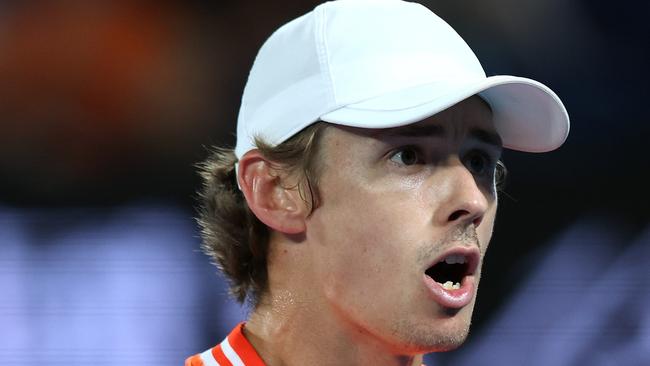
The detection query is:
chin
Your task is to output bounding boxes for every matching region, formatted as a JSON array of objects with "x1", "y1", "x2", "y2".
[
  {"x1": 422, "y1": 327, "x2": 470, "y2": 353},
  {"x1": 388, "y1": 314, "x2": 472, "y2": 354},
  {"x1": 427, "y1": 332, "x2": 469, "y2": 352},
  {"x1": 393, "y1": 331, "x2": 469, "y2": 355}
]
